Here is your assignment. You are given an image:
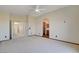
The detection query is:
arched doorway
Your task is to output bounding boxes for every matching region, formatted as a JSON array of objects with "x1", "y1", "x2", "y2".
[{"x1": 42, "y1": 18, "x2": 49, "y2": 38}]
